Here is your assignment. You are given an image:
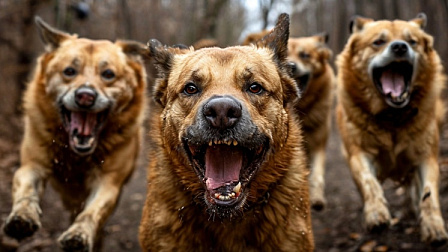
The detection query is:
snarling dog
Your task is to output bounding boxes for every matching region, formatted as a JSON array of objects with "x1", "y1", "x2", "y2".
[
  {"x1": 139, "y1": 14, "x2": 314, "y2": 251},
  {"x1": 287, "y1": 33, "x2": 335, "y2": 211},
  {"x1": 336, "y1": 13, "x2": 448, "y2": 246},
  {"x1": 3, "y1": 17, "x2": 147, "y2": 251}
]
